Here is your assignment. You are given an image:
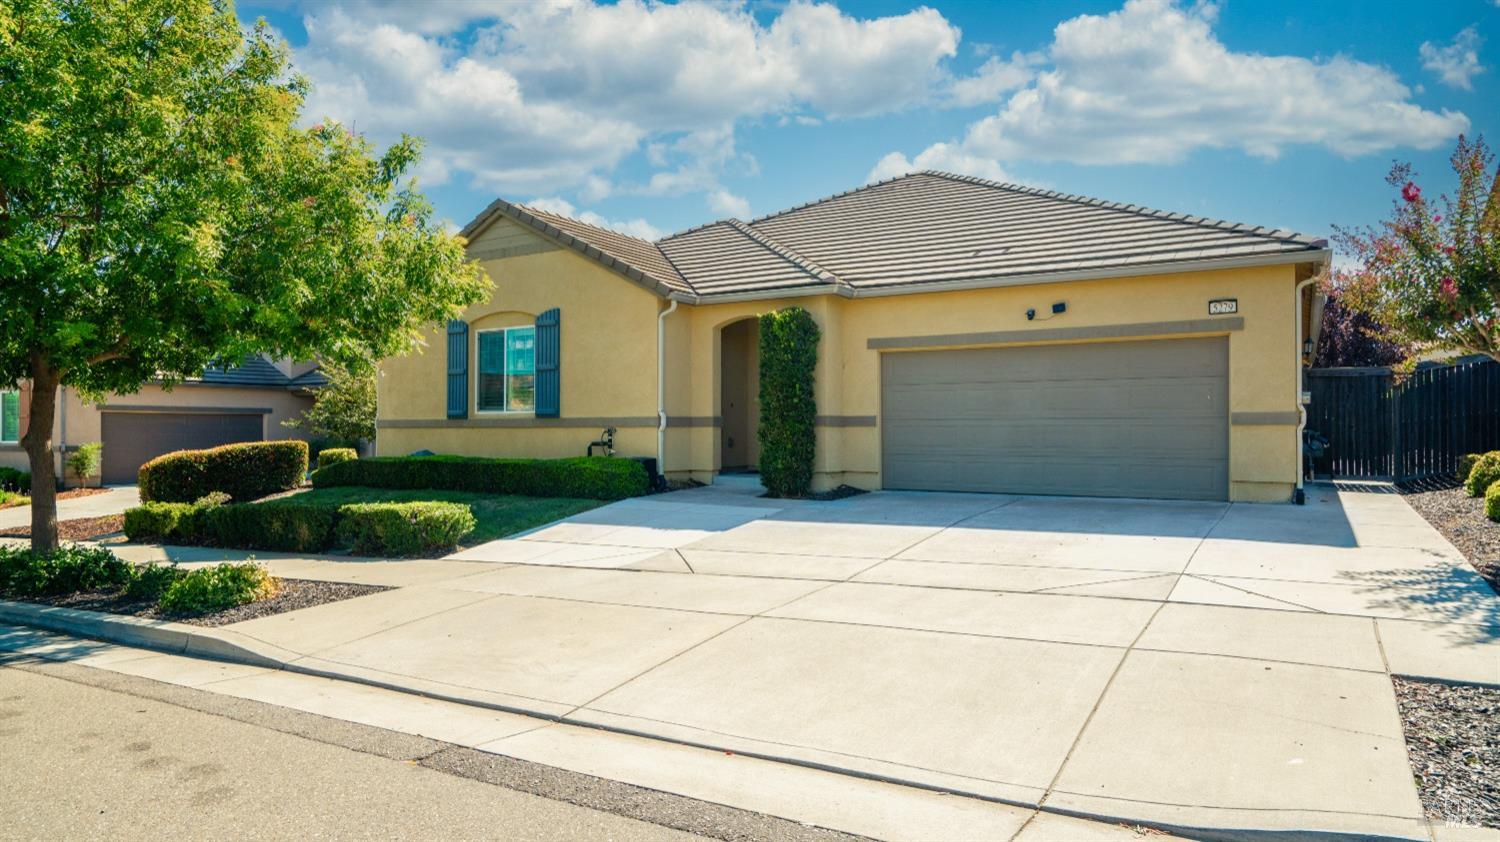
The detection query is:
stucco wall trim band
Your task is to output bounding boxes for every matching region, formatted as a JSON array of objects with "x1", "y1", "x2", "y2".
[
  {"x1": 379, "y1": 417, "x2": 659, "y2": 430},
  {"x1": 99, "y1": 405, "x2": 273, "y2": 415},
  {"x1": 866, "y1": 317, "x2": 1245, "y2": 351},
  {"x1": 1230, "y1": 411, "x2": 1302, "y2": 426}
]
